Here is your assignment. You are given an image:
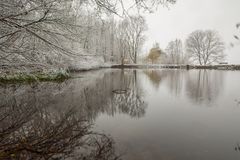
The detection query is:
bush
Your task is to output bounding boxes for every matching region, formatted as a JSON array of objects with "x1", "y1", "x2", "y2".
[{"x1": 0, "y1": 69, "x2": 70, "y2": 83}]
